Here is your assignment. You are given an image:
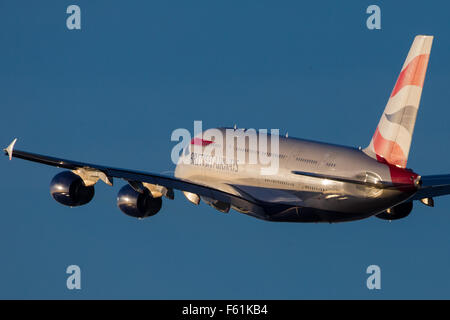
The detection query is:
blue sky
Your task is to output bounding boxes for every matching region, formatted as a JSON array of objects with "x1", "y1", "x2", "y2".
[{"x1": 1, "y1": 0, "x2": 450, "y2": 299}]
